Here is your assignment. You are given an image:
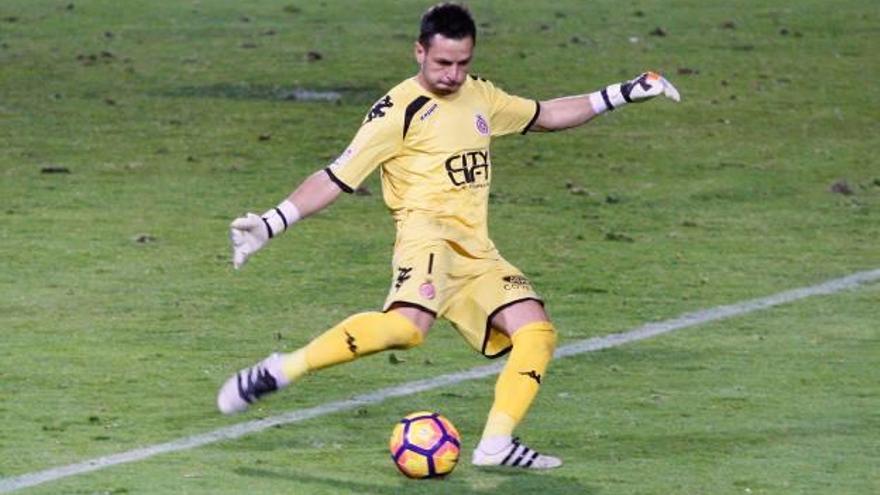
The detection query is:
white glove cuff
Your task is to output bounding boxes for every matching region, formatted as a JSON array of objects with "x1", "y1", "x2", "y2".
[
  {"x1": 261, "y1": 199, "x2": 301, "y2": 238},
  {"x1": 589, "y1": 83, "x2": 628, "y2": 115}
]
